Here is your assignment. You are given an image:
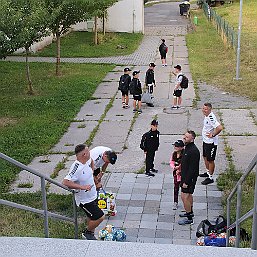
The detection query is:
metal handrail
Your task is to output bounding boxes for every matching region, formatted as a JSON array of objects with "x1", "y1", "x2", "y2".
[
  {"x1": 0, "y1": 152, "x2": 78, "y2": 239},
  {"x1": 226, "y1": 153, "x2": 257, "y2": 250}
]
